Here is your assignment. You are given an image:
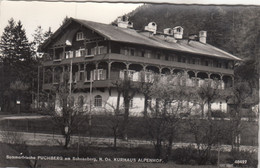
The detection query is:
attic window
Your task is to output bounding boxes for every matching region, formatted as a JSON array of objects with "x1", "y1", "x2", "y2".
[
  {"x1": 76, "y1": 32, "x2": 84, "y2": 41},
  {"x1": 177, "y1": 28, "x2": 181, "y2": 32},
  {"x1": 122, "y1": 16, "x2": 127, "y2": 21}
]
